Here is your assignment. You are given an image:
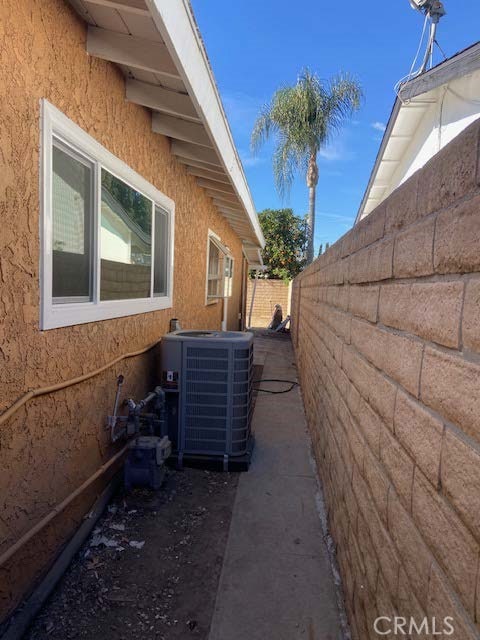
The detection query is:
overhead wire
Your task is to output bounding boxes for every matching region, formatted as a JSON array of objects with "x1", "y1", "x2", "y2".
[
  {"x1": 394, "y1": 11, "x2": 430, "y2": 100},
  {"x1": 434, "y1": 38, "x2": 448, "y2": 61}
]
